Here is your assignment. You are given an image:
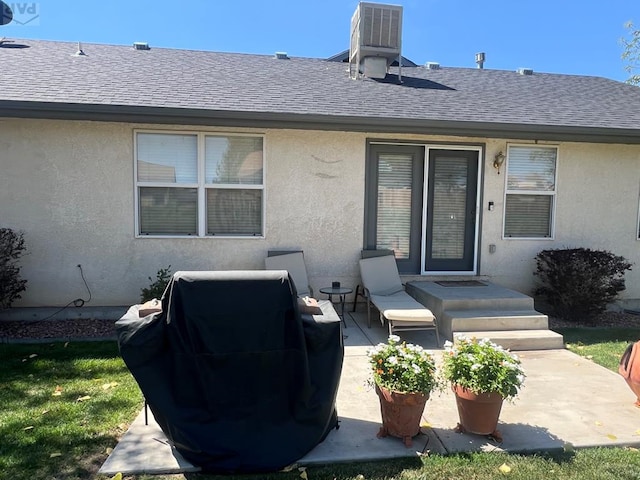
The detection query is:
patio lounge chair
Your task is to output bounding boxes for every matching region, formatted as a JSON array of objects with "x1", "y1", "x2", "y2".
[
  {"x1": 352, "y1": 249, "x2": 394, "y2": 312},
  {"x1": 359, "y1": 254, "x2": 440, "y2": 344},
  {"x1": 116, "y1": 270, "x2": 343, "y2": 473},
  {"x1": 265, "y1": 250, "x2": 313, "y2": 297}
]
